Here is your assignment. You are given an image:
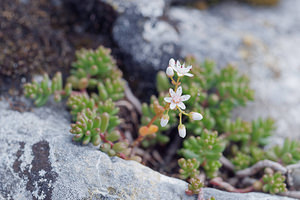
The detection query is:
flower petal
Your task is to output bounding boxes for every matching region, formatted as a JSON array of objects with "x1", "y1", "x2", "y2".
[
  {"x1": 169, "y1": 58, "x2": 175, "y2": 68},
  {"x1": 177, "y1": 72, "x2": 184, "y2": 77},
  {"x1": 181, "y1": 95, "x2": 190, "y2": 101},
  {"x1": 178, "y1": 125, "x2": 186, "y2": 138},
  {"x1": 164, "y1": 97, "x2": 172, "y2": 103},
  {"x1": 186, "y1": 65, "x2": 192, "y2": 70},
  {"x1": 170, "y1": 102, "x2": 176, "y2": 110},
  {"x1": 160, "y1": 115, "x2": 169, "y2": 127},
  {"x1": 185, "y1": 73, "x2": 194, "y2": 77},
  {"x1": 176, "y1": 86, "x2": 182, "y2": 96},
  {"x1": 177, "y1": 102, "x2": 186, "y2": 110},
  {"x1": 176, "y1": 60, "x2": 181, "y2": 68},
  {"x1": 169, "y1": 88, "x2": 175, "y2": 97}
]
